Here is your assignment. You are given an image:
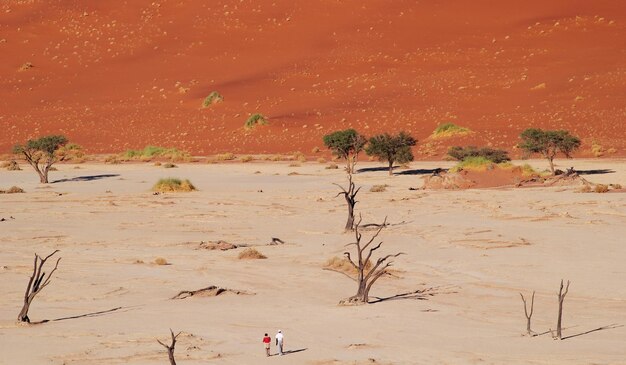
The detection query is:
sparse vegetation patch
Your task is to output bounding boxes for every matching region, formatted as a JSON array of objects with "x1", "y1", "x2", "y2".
[
  {"x1": 0, "y1": 186, "x2": 25, "y2": 194},
  {"x1": 244, "y1": 113, "x2": 268, "y2": 129},
  {"x1": 202, "y1": 91, "x2": 224, "y2": 107},
  {"x1": 237, "y1": 248, "x2": 266, "y2": 260},
  {"x1": 431, "y1": 123, "x2": 471, "y2": 138},
  {"x1": 152, "y1": 178, "x2": 196, "y2": 192},
  {"x1": 121, "y1": 146, "x2": 191, "y2": 162}
]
